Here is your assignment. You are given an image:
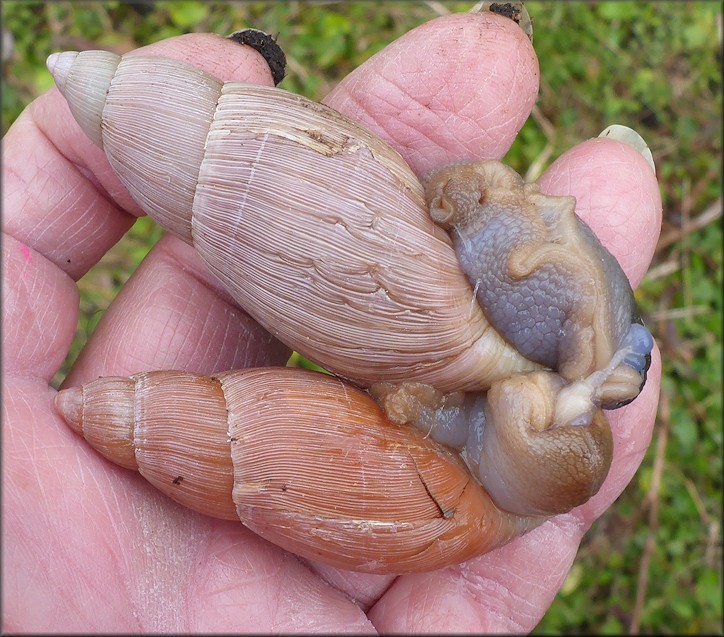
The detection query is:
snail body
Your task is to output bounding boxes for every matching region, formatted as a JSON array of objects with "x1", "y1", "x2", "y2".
[{"x1": 48, "y1": 48, "x2": 654, "y2": 573}]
